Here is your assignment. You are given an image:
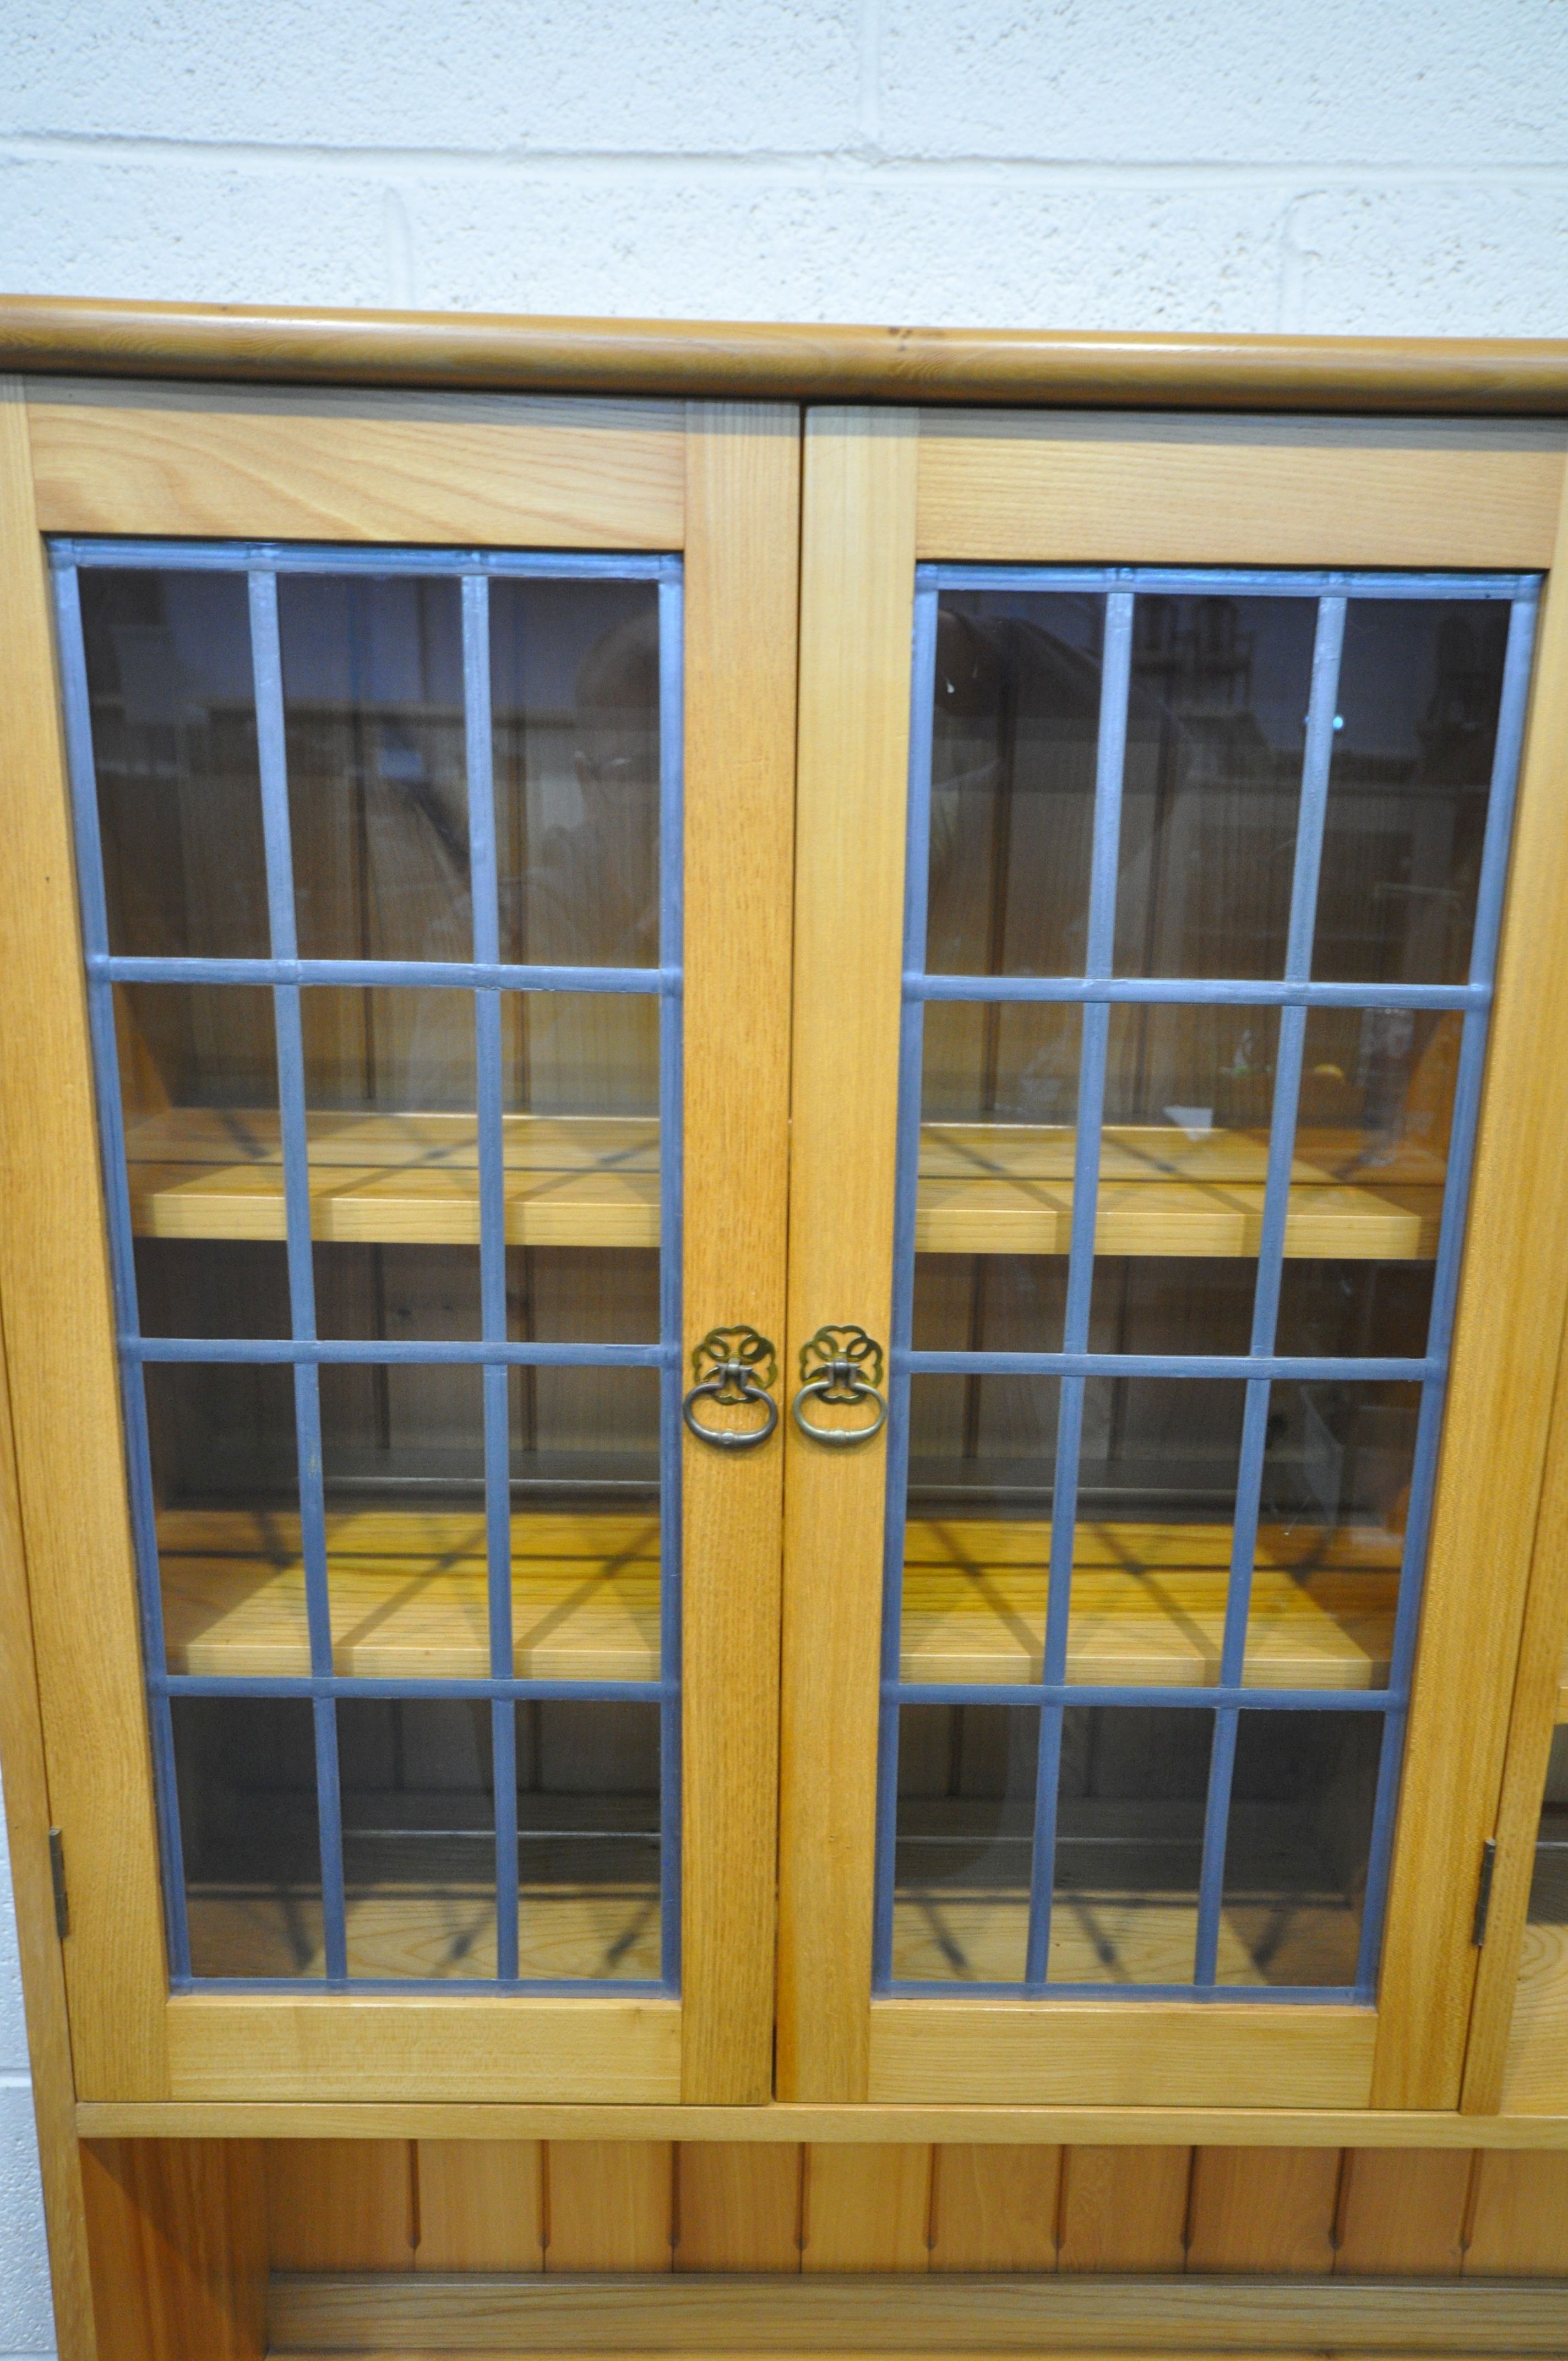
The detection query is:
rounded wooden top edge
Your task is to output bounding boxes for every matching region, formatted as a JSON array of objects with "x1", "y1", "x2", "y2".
[{"x1": 4, "y1": 295, "x2": 1568, "y2": 414}]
